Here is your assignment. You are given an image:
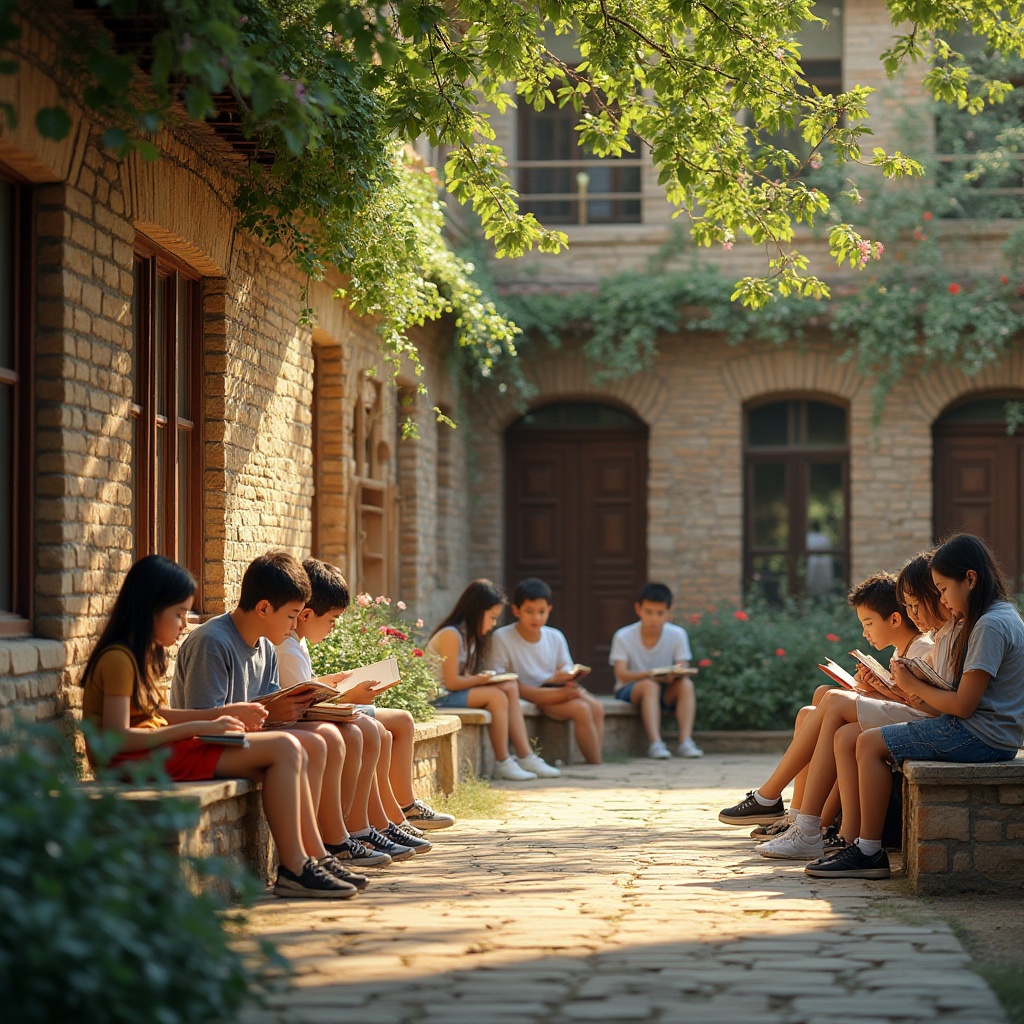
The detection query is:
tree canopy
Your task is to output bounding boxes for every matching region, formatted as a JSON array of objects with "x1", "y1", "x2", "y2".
[{"x1": 3, "y1": 0, "x2": 1024, "y2": 384}]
